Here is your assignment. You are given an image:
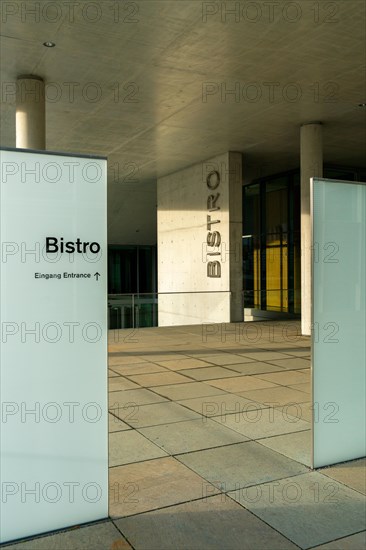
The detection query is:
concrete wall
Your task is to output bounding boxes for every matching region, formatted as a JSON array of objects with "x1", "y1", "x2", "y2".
[{"x1": 157, "y1": 152, "x2": 243, "y2": 326}]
